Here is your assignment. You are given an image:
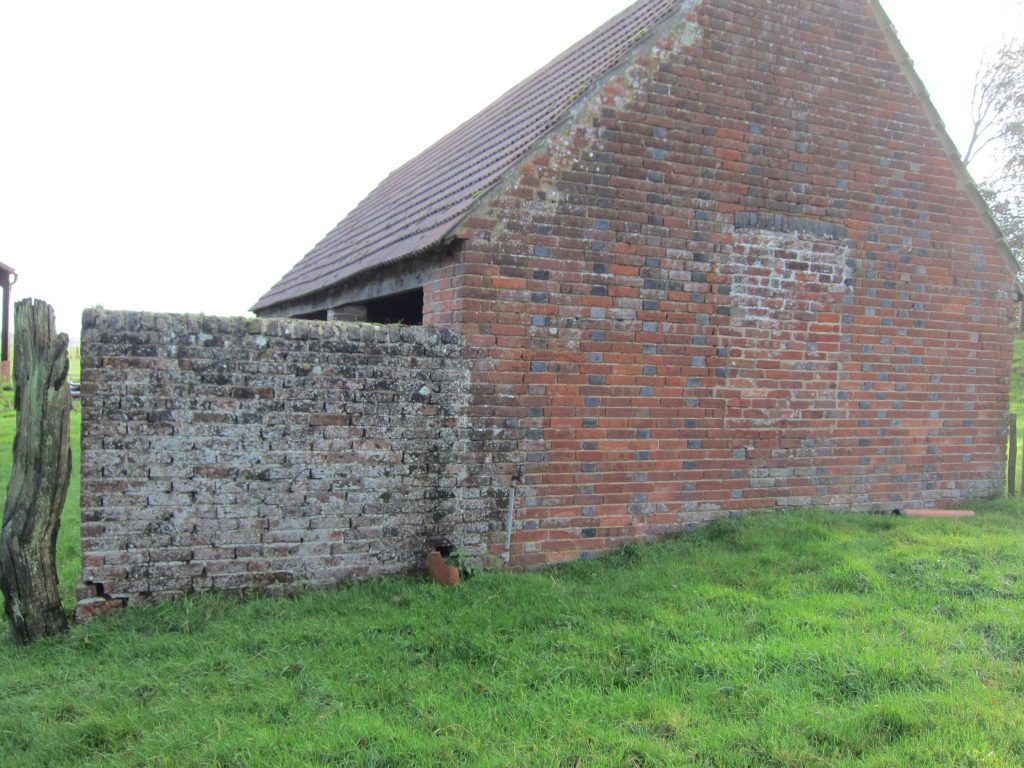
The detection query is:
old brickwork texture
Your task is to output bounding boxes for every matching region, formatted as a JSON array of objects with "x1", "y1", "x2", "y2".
[
  {"x1": 78, "y1": 311, "x2": 475, "y2": 615},
  {"x1": 441, "y1": 0, "x2": 1017, "y2": 566},
  {"x1": 79, "y1": 0, "x2": 1018, "y2": 613}
]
